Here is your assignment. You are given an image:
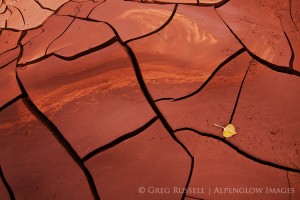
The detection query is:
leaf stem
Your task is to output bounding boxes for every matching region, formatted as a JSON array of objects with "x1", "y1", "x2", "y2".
[{"x1": 214, "y1": 124, "x2": 225, "y2": 129}]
